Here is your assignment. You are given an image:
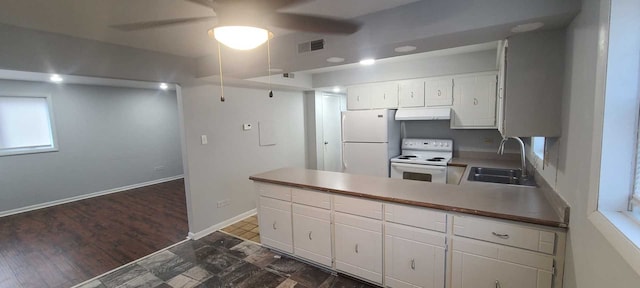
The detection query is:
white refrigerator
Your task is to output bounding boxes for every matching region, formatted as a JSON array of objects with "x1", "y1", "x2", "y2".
[{"x1": 342, "y1": 109, "x2": 401, "y2": 177}]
